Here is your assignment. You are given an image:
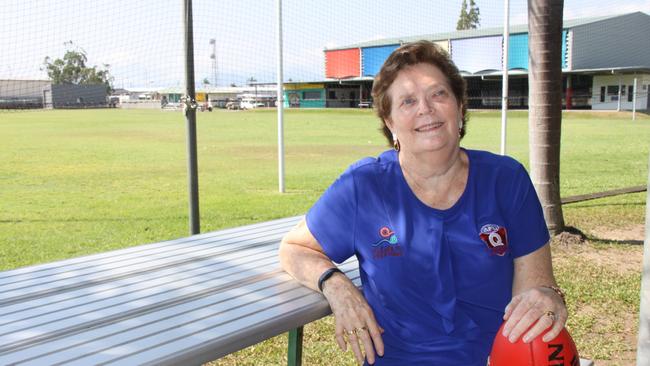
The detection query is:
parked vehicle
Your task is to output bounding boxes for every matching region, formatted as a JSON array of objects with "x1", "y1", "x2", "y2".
[
  {"x1": 199, "y1": 102, "x2": 212, "y2": 112},
  {"x1": 225, "y1": 101, "x2": 240, "y2": 110},
  {"x1": 240, "y1": 97, "x2": 265, "y2": 110}
]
